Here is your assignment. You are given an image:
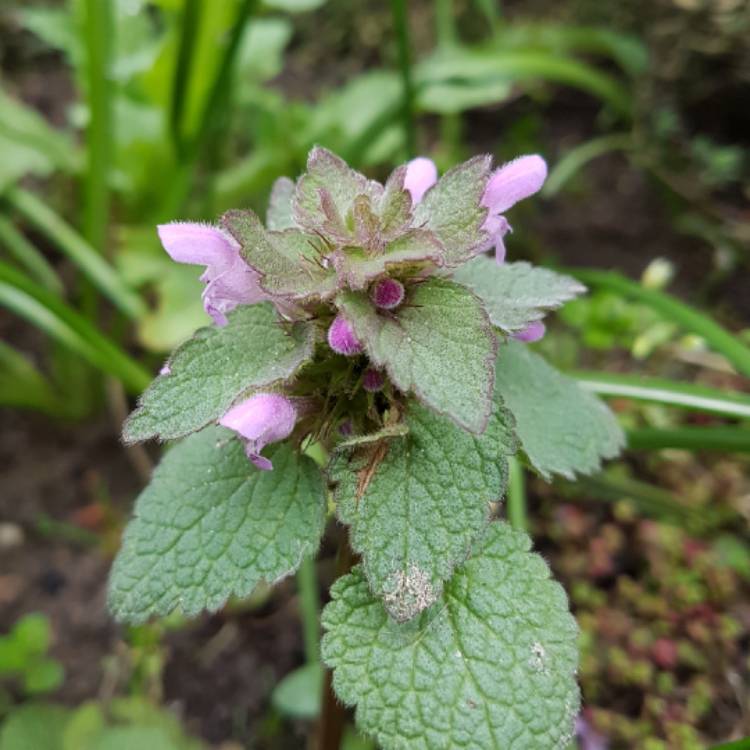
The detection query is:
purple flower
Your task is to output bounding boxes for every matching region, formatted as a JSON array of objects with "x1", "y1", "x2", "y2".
[
  {"x1": 404, "y1": 157, "x2": 437, "y2": 205},
  {"x1": 218, "y1": 393, "x2": 297, "y2": 470},
  {"x1": 328, "y1": 314, "x2": 363, "y2": 356},
  {"x1": 513, "y1": 321, "x2": 546, "y2": 343},
  {"x1": 481, "y1": 155, "x2": 547, "y2": 263},
  {"x1": 362, "y1": 368, "x2": 385, "y2": 392},
  {"x1": 157, "y1": 222, "x2": 268, "y2": 326},
  {"x1": 575, "y1": 717, "x2": 607, "y2": 750},
  {"x1": 370, "y1": 278, "x2": 405, "y2": 310}
]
